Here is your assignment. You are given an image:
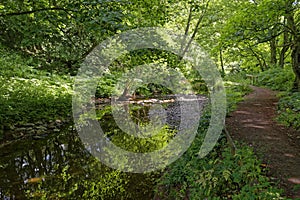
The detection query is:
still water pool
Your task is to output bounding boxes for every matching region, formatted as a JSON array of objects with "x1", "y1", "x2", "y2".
[{"x1": 0, "y1": 96, "x2": 207, "y2": 199}]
